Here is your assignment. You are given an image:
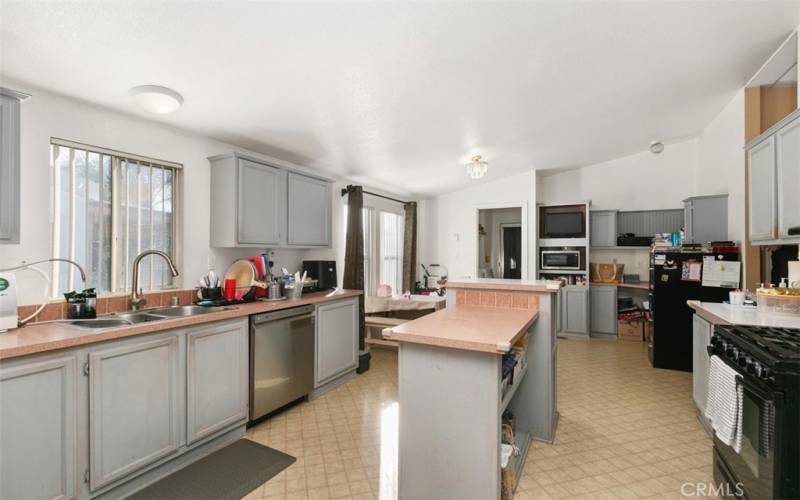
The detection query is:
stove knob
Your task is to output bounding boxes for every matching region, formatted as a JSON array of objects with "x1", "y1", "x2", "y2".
[
  {"x1": 746, "y1": 360, "x2": 758, "y2": 375},
  {"x1": 760, "y1": 366, "x2": 772, "y2": 380},
  {"x1": 738, "y1": 355, "x2": 750, "y2": 368},
  {"x1": 726, "y1": 346, "x2": 738, "y2": 359}
]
